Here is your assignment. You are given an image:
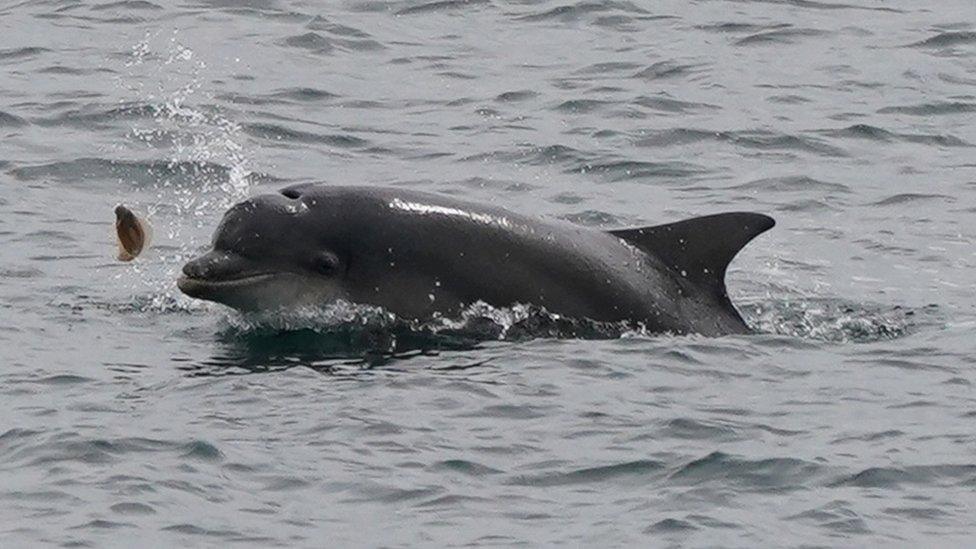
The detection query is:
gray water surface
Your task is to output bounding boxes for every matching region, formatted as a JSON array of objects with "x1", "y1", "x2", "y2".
[{"x1": 2, "y1": 0, "x2": 976, "y2": 546}]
